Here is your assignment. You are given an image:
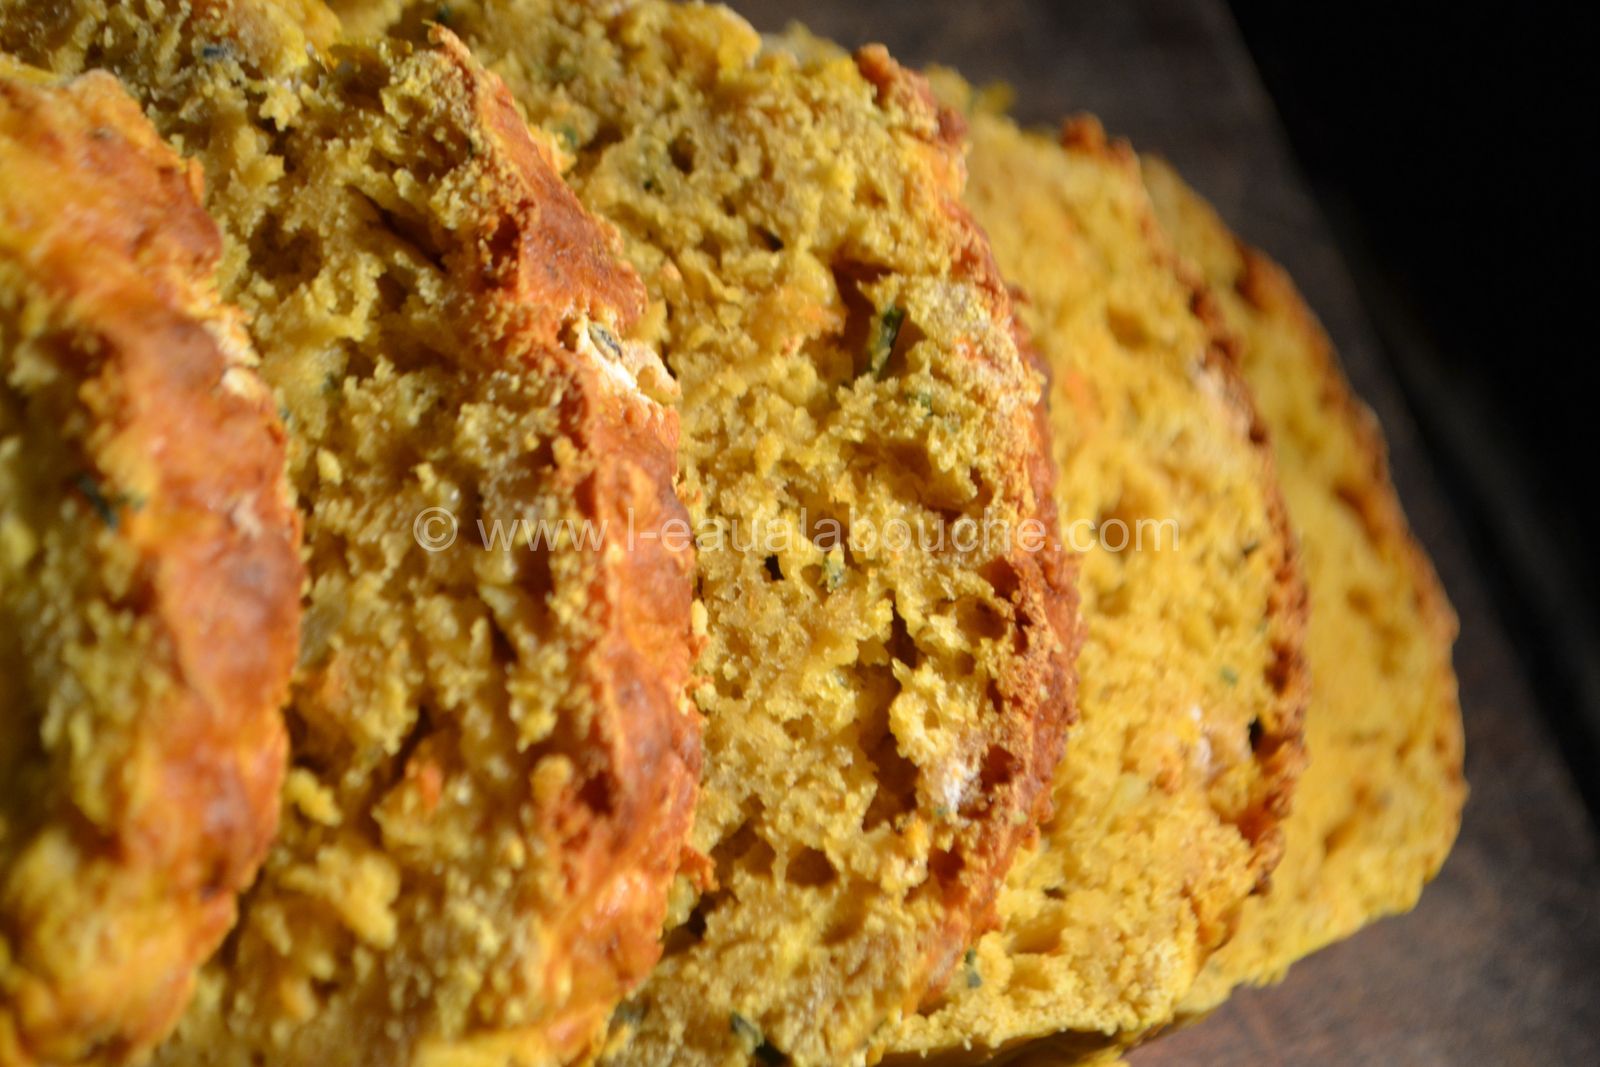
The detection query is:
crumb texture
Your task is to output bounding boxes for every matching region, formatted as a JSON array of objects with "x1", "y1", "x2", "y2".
[
  {"x1": 359, "y1": 3, "x2": 1080, "y2": 1063},
  {"x1": 0, "y1": 65, "x2": 300, "y2": 1066},
  {"x1": 1, "y1": 2, "x2": 700, "y2": 1063},
  {"x1": 882, "y1": 97, "x2": 1305, "y2": 1064},
  {"x1": 1142, "y1": 157, "x2": 1465, "y2": 1013}
]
